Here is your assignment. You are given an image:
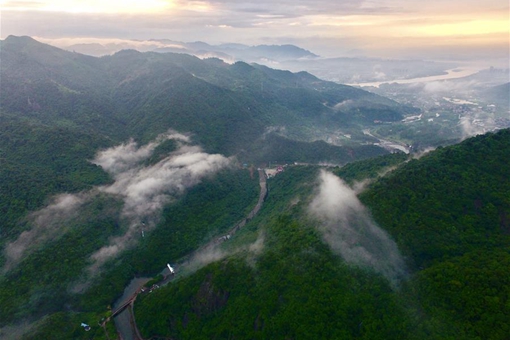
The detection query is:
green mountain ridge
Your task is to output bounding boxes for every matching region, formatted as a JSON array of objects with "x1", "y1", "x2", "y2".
[
  {"x1": 2, "y1": 35, "x2": 507, "y2": 339},
  {"x1": 0, "y1": 35, "x2": 414, "y2": 336},
  {"x1": 0, "y1": 34, "x2": 404, "y2": 258},
  {"x1": 1, "y1": 35, "x2": 413, "y2": 151},
  {"x1": 132, "y1": 129, "x2": 510, "y2": 340}
]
